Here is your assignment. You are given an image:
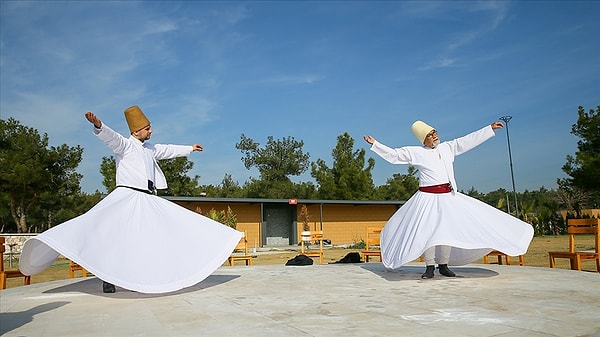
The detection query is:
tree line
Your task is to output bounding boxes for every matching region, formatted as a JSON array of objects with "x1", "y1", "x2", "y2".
[{"x1": 1, "y1": 106, "x2": 598, "y2": 234}]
